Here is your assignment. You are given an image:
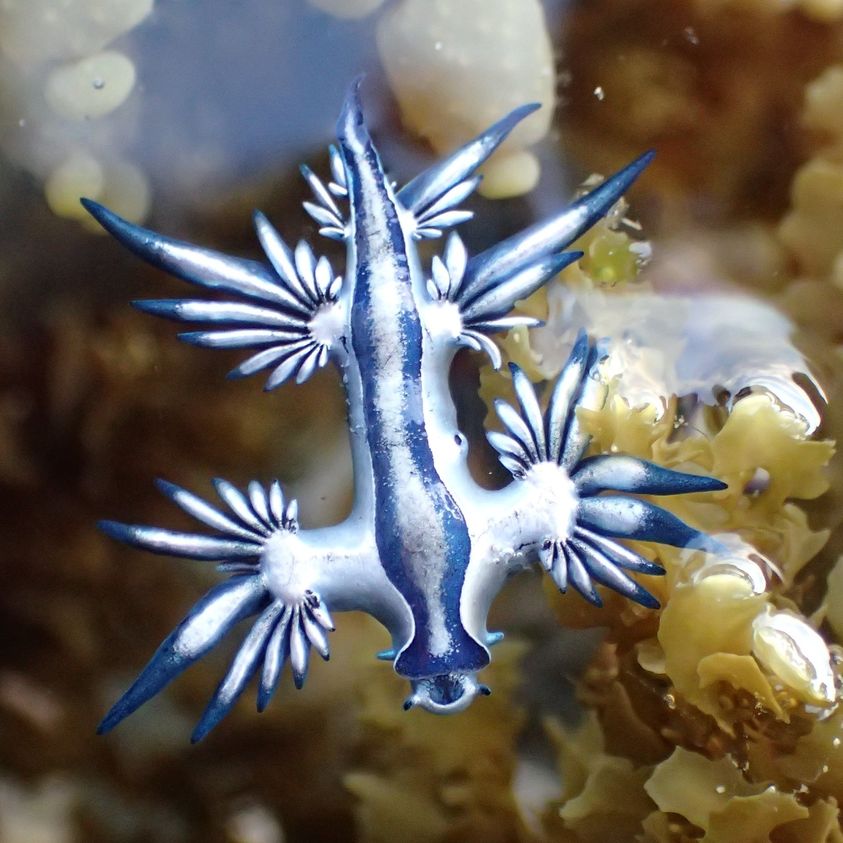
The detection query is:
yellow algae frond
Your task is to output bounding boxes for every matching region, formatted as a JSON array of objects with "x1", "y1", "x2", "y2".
[
  {"x1": 547, "y1": 713, "x2": 655, "y2": 843},
  {"x1": 473, "y1": 178, "x2": 839, "y2": 834},
  {"x1": 778, "y1": 704, "x2": 843, "y2": 802},
  {"x1": 347, "y1": 640, "x2": 531, "y2": 842},
  {"x1": 645, "y1": 747, "x2": 808, "y2": 841},
  {"x1": 780, "y1": 65, "x2": 843, "y2": 279},
  {"x1": 658, "y1": 576, "x2": 769, "y2": 728},
  {"x1": 709, "y1": 394, "x2": 834, "y2": 512},
  {"x1": 773, "y1": 798, "x2": 843, "y2": 843},
  {"x1": 697, "y1": 653, "x2": 785, "y2": 720}
]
